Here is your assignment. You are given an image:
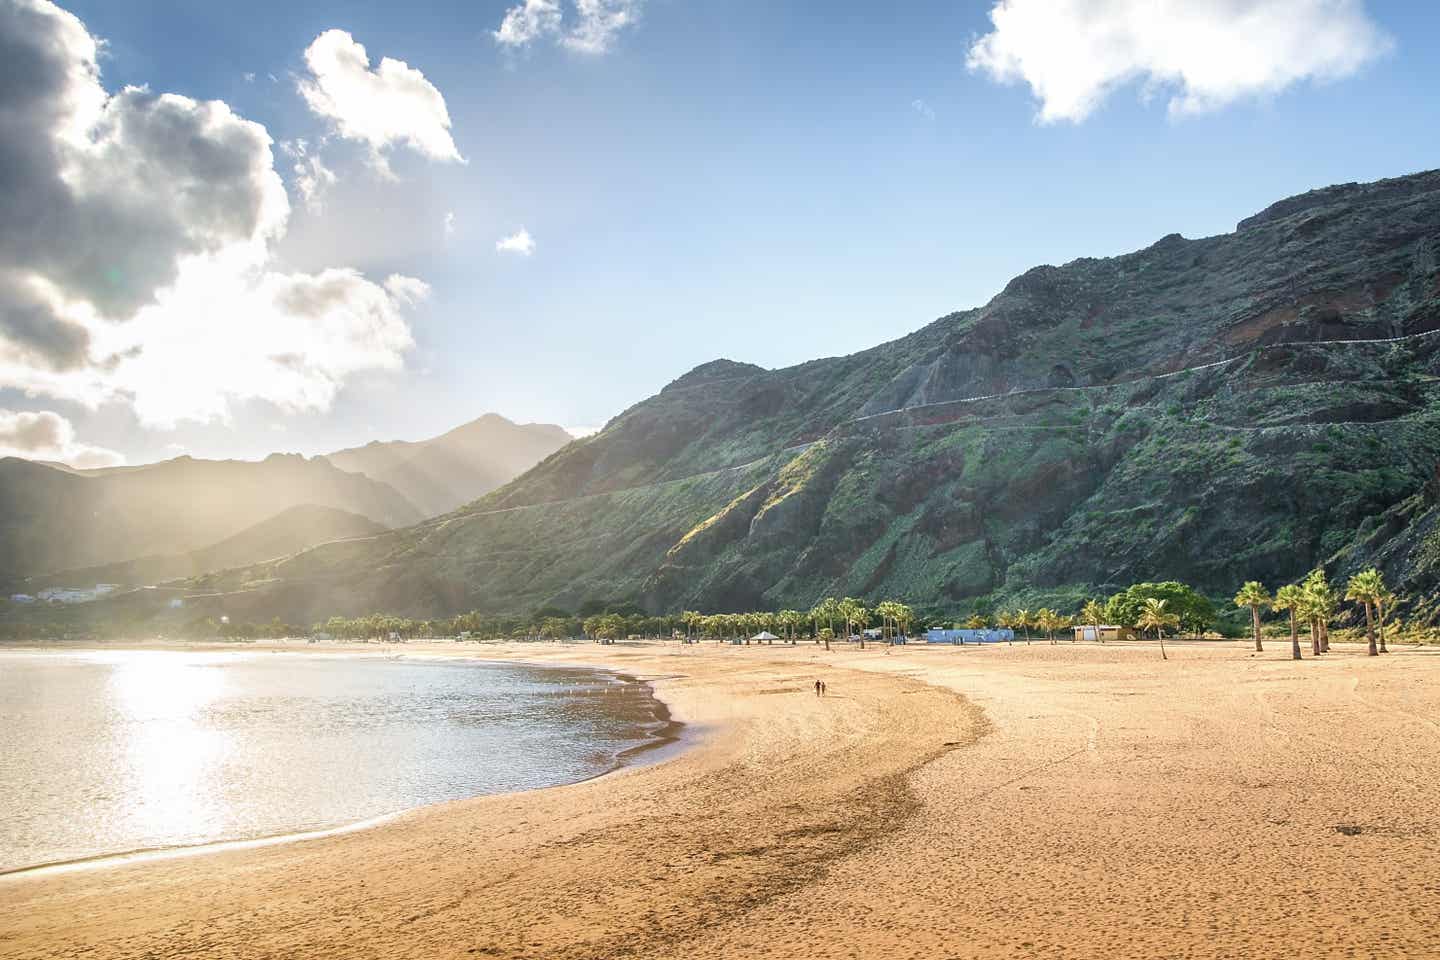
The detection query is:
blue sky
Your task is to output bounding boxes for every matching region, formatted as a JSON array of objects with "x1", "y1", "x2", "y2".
[{"x1": 3, "y1": 0, "x2": 1439, "y2": 464}]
